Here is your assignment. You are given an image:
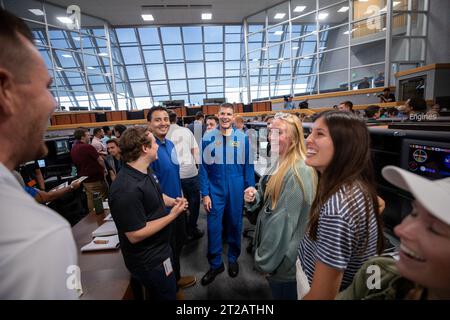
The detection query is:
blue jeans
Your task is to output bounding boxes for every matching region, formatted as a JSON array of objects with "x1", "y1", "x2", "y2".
[
  {"x1": 268, "y1": 279, "x2": 297, "y2": 300},
  {"x1": 133, "y1": 260, "x2": 177, "y2": 301},
  {"x1": 181, "y1": 175, "x2": 201, "y2": 234}
]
